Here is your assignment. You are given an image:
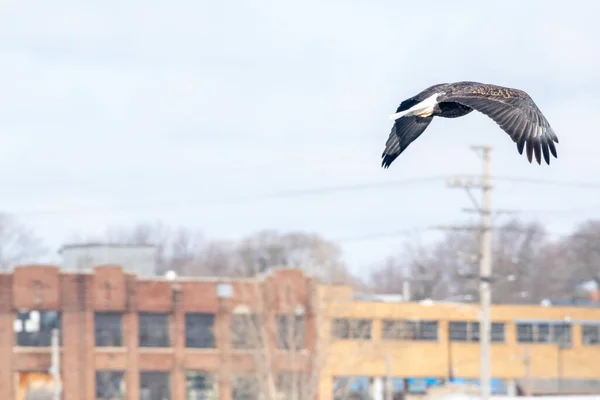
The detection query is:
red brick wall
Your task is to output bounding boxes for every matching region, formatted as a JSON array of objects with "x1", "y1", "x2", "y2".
[
  {"x1": 12, "y1": 265, "x2": 60, "y2": 310},
  {"x1": 0, "y1": 266, "x2": 317, "y2": 400},
  {"x1": 0, "y1": 273, "x2": 14, "y2": 399}
]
